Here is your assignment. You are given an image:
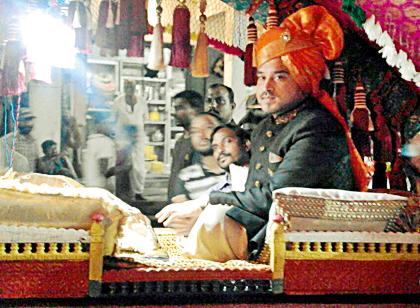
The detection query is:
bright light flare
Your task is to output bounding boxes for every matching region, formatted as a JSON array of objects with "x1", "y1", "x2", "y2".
[{"x1": 21, "y1": 11, "x2": 76, "y2": 69}]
